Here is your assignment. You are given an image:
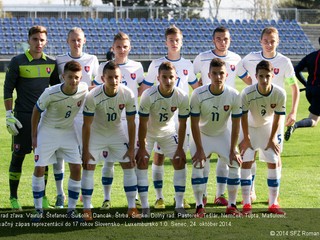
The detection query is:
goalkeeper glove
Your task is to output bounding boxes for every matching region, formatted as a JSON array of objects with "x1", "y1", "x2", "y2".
[{"x1": 6, "y1": 110, "x2": 23, "y2": 136}]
